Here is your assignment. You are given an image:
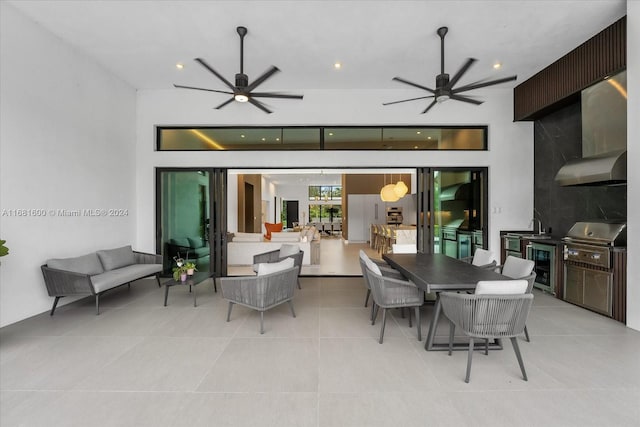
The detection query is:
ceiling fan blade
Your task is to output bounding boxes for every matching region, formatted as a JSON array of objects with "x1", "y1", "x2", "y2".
[
  {"x1": 214, "y1": 97, "x2": 235, "y2": 109},
  {"x1": 194, "y1": 58, "x2": 237, "y2": 91},
  {"x1": 421, "y1": 99, "x2": 438, "y2": 114},
  {"x1": 173, "y1": 84, "x2": 233, "y2": 95},
  {"x1": 383, "y1": 95, "x2": 435, "y2": 106},
  {"x1": 391, "y1": 77, "x2": 435, "y2": 93},
  {"x1": 248, "y1": 97, "x2": 273, "y2": 114},
  {"x1": 453, "y1": 75, "x2": 517, "y2": 93},
  {"x1": 446, "y1": 58, "x2": 477, "y2": 89},
  {"x1": 245, "y1": 66, "x2": 280, "y2": 92},
  {"x1": 449, "y1": 94, "x2": 484, "y2": 105},
  {"x1": 250, "y1": 92, "x2": 303, "y2": 99}
]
